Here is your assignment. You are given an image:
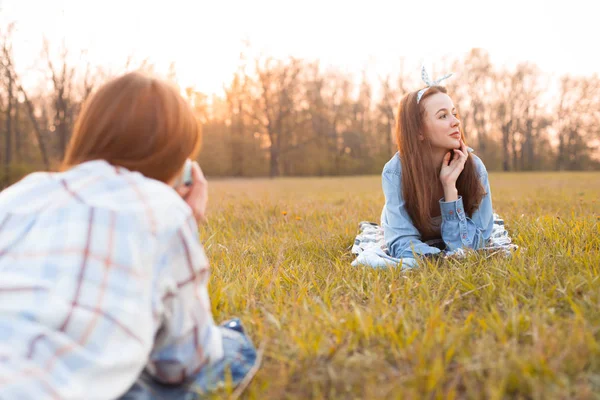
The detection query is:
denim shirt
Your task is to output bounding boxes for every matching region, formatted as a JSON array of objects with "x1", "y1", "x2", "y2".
[{"x1": 381, "y1": 152, "x2": 494, "y2": 259}]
